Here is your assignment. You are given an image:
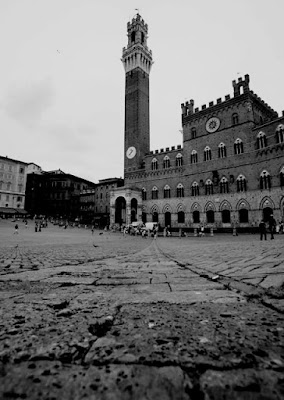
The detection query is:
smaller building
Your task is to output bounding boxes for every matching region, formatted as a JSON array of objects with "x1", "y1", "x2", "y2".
[
  {"x1": 0, "y1": 155, "x2": 38, "y2": 217},
  {"x1": 80, "y1": 177, "x2": 124, "y2": 227},
  {"x1": 25, "y1": 169, "x2": 96, "y2": 220}
]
